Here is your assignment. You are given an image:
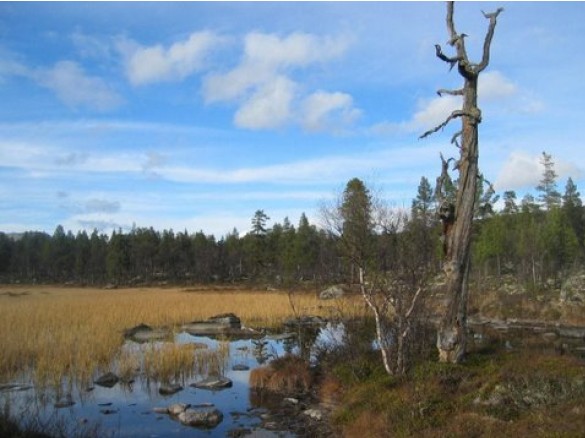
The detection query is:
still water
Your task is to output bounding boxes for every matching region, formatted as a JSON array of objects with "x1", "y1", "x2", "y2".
[{"x1": 0, "y1": 323, "x2": 344, "y2": 437}]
